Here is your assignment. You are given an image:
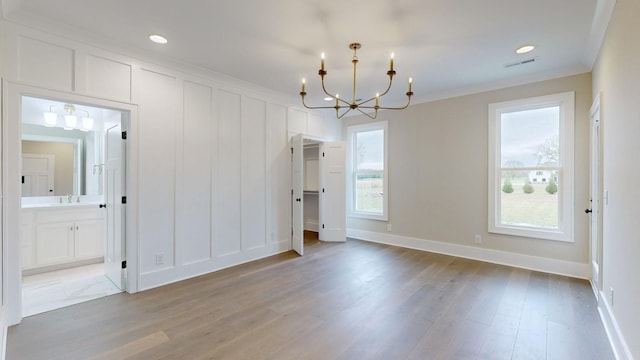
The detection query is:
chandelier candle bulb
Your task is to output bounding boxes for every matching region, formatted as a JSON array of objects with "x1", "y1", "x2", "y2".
[
  {"x1": 321, "y1": 52, "x2": 325, "y2": 71},
  {"x1": 390, "y1": 52, "x2": 394, "y2": 71},
  {"x1": 375, "y1": 93, "x2": 379, "y2": 107},
  {"x1": 409, "y1": 77, "x2": 412, "y2": 92},
  {"x1": 301, "y1": 78, "x2": 306, "y2": 92}
]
